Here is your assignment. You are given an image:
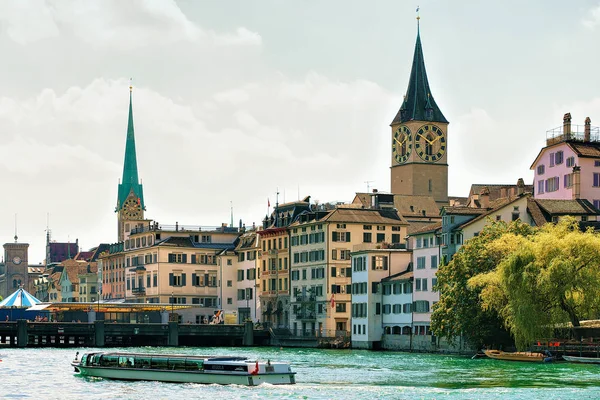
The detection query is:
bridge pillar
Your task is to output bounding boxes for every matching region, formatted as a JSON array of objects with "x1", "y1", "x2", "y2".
[
  {"x1": 94, "y1": 320, "x2": 105, "y2": 347},
  {"x1": 168, "y1": 321, "x2": 179, "y2": 346},
  {"x1": 88, "y1": 310, "x2": 96, "y2": 323},
  {"x1": 160, "y1": 310, "x2": 169, "y2": 324},
  {"x1": 243, "y1": 321, "x2": 254, "y2": 346},
  {"x1": 16, "y1": 319, "x2": 28, "y2": 348}
]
